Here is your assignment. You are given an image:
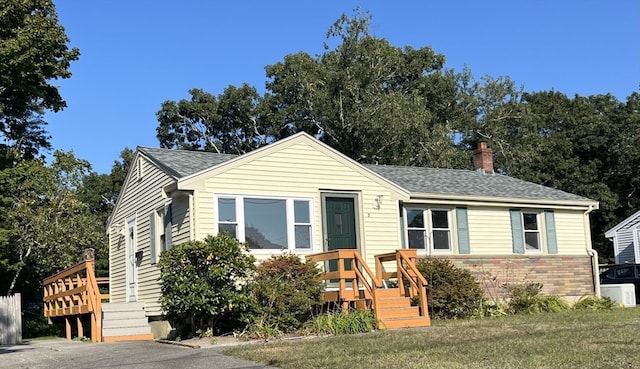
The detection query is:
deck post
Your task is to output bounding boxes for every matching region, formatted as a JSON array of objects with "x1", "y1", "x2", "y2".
[
  {"x1": 65, "y1": 317, "x2": 71, "y2": 340},
  {"x1": 77, "y1": 316, "x2": 83, "y2": 338}
]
